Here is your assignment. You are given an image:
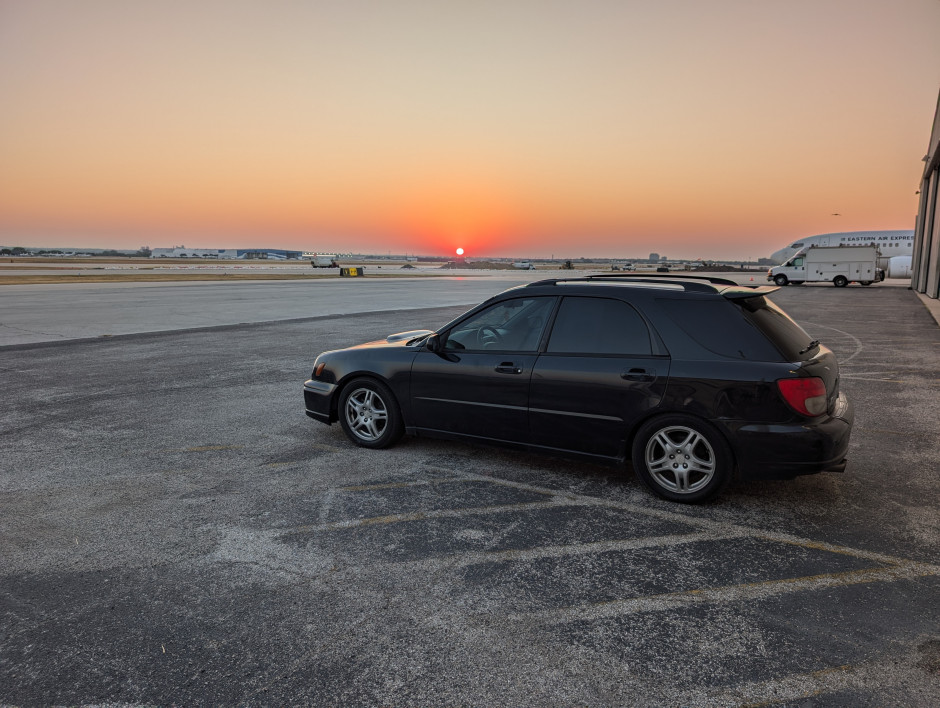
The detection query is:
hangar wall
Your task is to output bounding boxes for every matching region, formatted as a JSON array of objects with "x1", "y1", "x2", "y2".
[{"x1": 913, "y1": 91, "x2": 940, "y2": 299}]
